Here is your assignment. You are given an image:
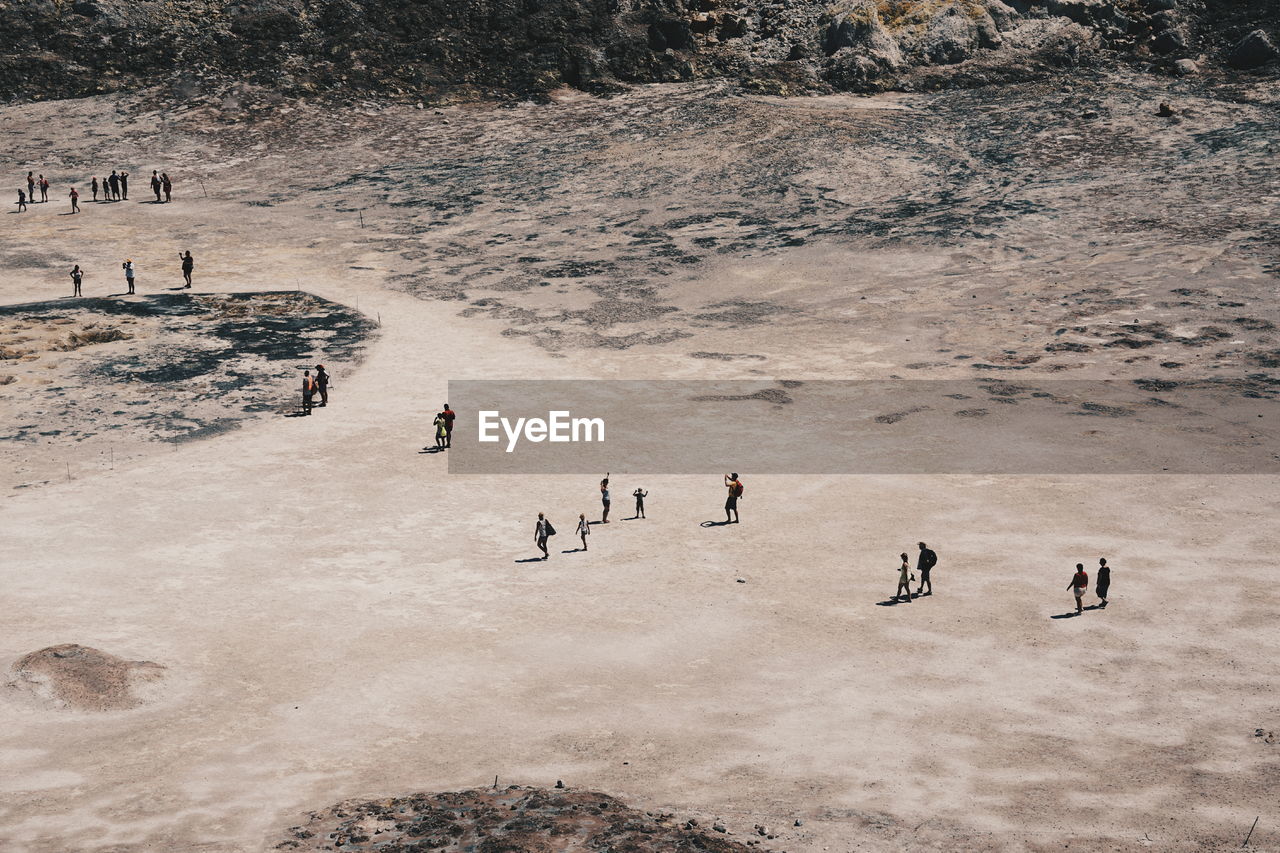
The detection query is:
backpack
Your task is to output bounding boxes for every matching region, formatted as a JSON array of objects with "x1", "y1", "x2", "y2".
[
  {"x1": 733, "y1": 481, "x2": 744, "y2": 498},
  {"x1": 544, "y1": 520, "x2": 556, "y2": 536}
]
